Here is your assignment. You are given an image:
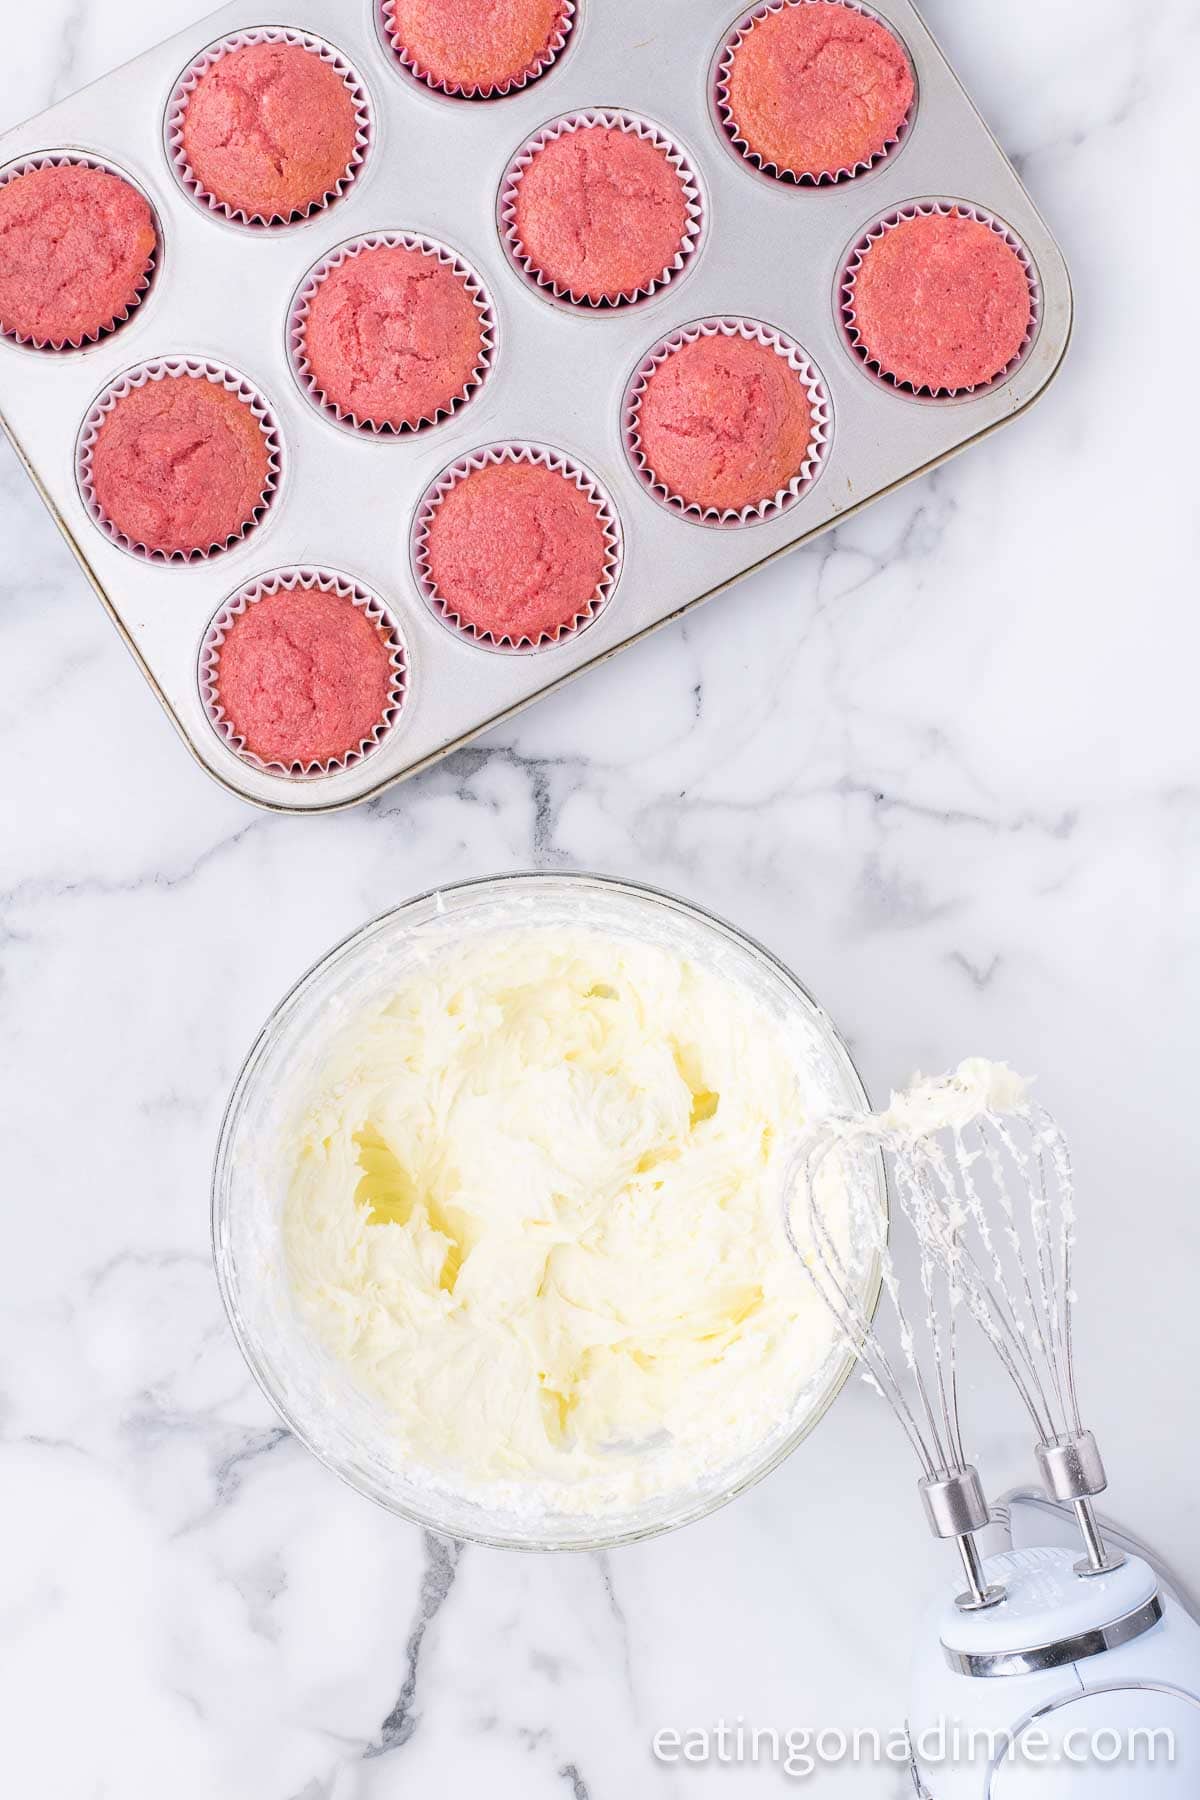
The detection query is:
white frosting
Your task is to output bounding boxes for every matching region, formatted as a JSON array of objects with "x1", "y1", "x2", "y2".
[
  {"x1": 878, "y1": 1057, "x2": 1030, "y2": 1140},
  {"x1": 283, "y1": 928, "x2": 848, "y2": 1513}
]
